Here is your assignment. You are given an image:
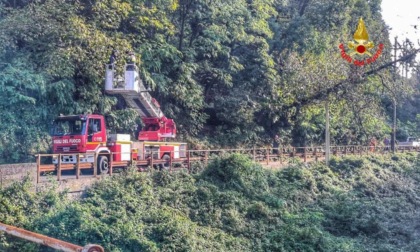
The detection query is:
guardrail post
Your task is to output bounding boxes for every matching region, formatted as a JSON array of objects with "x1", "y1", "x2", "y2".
[
  {"x1": 169, "y1": 151, "x2": 173, "y2": 173},
  {"x1": 93, "y1": 153, "x2": 97, "y2": 178},
  {"x1": 109, "y1": 153, "x2": 113, "y2": 176},
  {"x1": 36, "y1": 155, "x2": 41, "y2": 184},
  {"x1": 76, "y1": 154, "x2": 80, "y2": 179},
  {"x1": 279, "y1": 148, "x2": 282, "y2": 165},
  {"x1": 57, "y1": 154, "x2": 62, "y2": 181},
  {"x1": 266, "y1": 148, "x2": 270, "y2": 165},
  {"x1": 204, "y1": 150, "x2": 208, "y2": 167},
  {"x1": 150, "y1": 151, "x2": 154, "y2": 169},
  {"x1": 253, "y1": 147, "x2": 256, "y2": 162},
  {"x1": 187, "y1": 151, "x2": 191, "y2": 173}
]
